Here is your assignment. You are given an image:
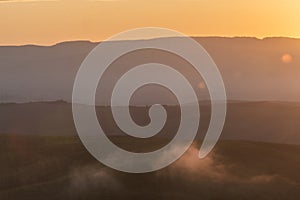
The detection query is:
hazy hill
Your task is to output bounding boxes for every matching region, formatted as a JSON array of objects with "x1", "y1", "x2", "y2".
[
  {"x1": 1, "y1": 101, "x2": 300, "y2": 145},
  {"x1": 1, "y1": 37, "x2": 300, "y2": 104}
]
